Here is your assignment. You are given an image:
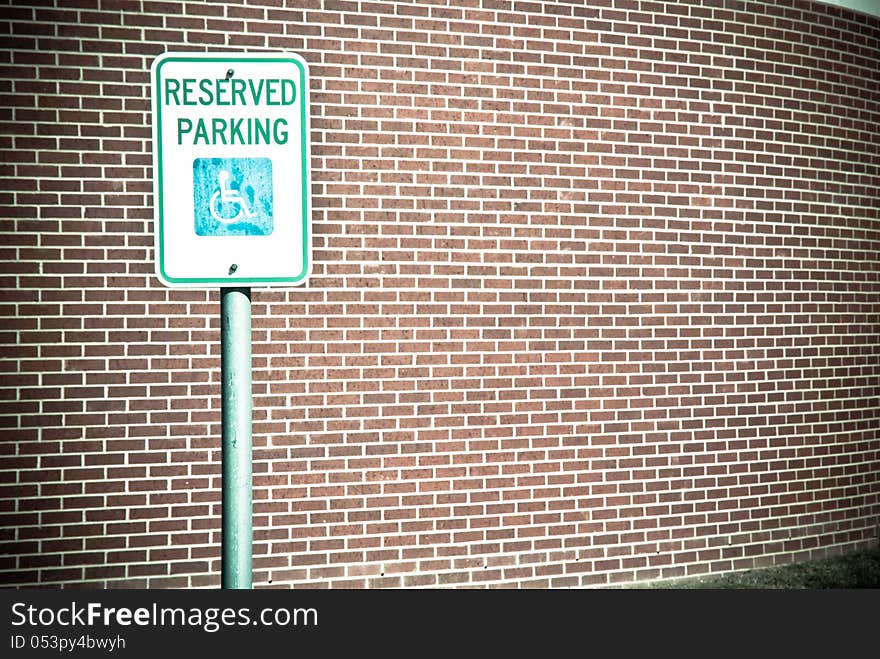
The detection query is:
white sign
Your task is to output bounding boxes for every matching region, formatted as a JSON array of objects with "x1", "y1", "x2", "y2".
[{"x1": 150, "y1": 52, "x2": 311, "y2": 288}]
